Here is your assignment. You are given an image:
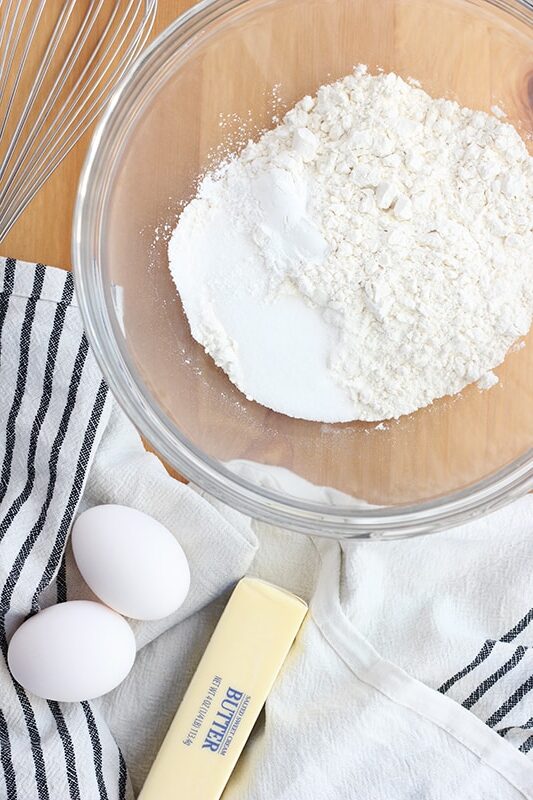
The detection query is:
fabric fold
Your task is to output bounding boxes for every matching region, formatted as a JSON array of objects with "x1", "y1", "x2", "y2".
[
  {"x1": 0, "y1": 257, "x2": 258, "y2": 800},
  {"x1": 2, "y1": 256, "x2": 533, "y2": 800}
]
